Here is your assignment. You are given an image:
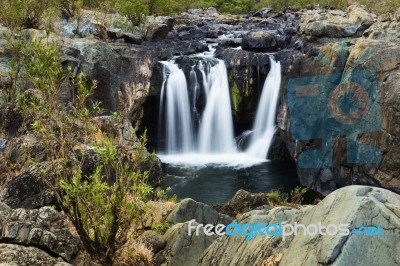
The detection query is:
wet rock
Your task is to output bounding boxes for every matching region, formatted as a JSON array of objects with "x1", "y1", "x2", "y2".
[
  {"x1": 149, "y1": 24, "x2": 170, "y2": 41},
  {"x1": 122, "y1": 32, "x2": 143, "y2": 44},
  {"x1": 218, "y1": 38, "x2": 242, "y2": 48},
  {"x1": 107, "y1": 29, "x2": 123, "y2": 40},
  {"x1": 242, "y1": 31, "x2": 278, "y2": 51},
  {"x1": 252, "y1": 8, "x2": 273, "y2": 19},
  {"x1": 178, "y1": 28, "x2": 206, "y2": 40},
  {"x1": 215, "y1": 47, "x2": 271, "y2": 130}
]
